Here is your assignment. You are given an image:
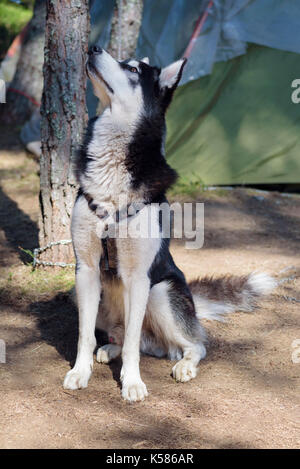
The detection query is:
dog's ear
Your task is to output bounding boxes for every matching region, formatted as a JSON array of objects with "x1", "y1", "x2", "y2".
[
  {"x1": 141, "y1": 57, "x2": 150, "y2": 65},
  {"x1": 159, "y1": 58, "x2": 187, "y2": 90}
]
